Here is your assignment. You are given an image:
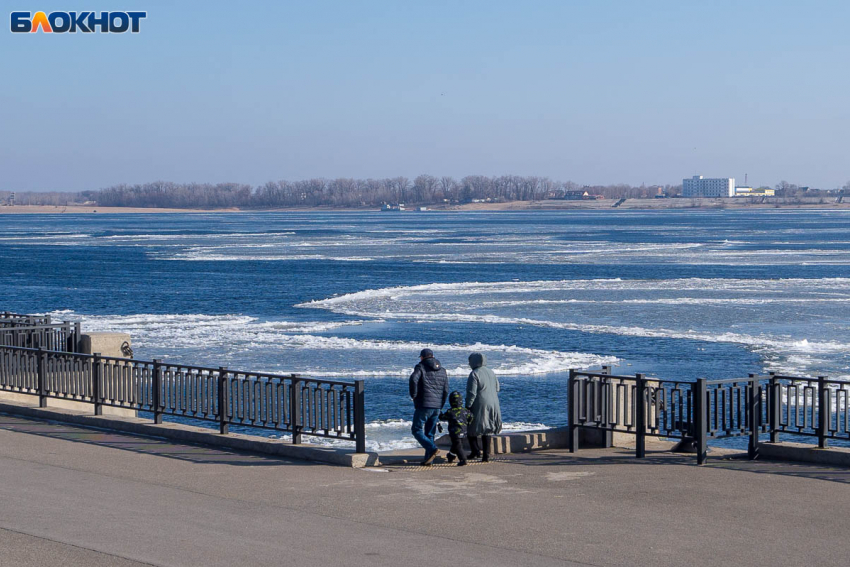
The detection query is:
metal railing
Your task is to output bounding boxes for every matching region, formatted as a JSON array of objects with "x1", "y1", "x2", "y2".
[
  {"x1": 0, "y1": 312, "x2": 81, "y2": 352},
  {"x1": 0, "y1": 345, "x2": 367, "y2": 452},
  {"x1": 568, "y1": 369, "x2": 847, "y2": 465},
  {"x1": 765, "y1": 374, "x2": 850, "y2": 447},
  {"x1": 0, "y1": 312, "x2": 54, "y2": 326}
]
